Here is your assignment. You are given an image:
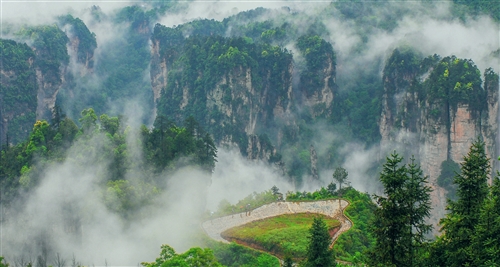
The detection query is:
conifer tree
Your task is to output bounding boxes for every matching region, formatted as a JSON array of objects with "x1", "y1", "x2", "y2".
[
  {"x1": 471, "y1": 176, "x2": 500, "y2": 266},
  {"x1": 438, "y1": 139, "x2": 490, "y2": 267},
  {"x1": 369, "y1": 152, "x2": 407, "y2": 267},
  {"x1": 404, "y1": 156, "x2": 432, "y2": 267},
  {"x1": 305, "y1": 217, "x2": 336, "y2": 267},
  {"x1": 369, "y1": 153, "x2": 432, "y2": 267}
]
